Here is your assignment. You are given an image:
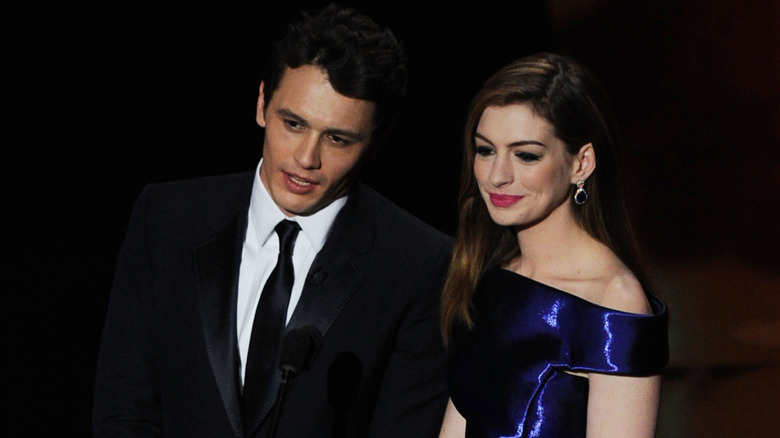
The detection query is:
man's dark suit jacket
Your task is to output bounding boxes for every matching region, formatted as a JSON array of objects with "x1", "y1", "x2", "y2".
[{"x1": 93, "y1": 172, "x2": 452, "y2": 437}]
